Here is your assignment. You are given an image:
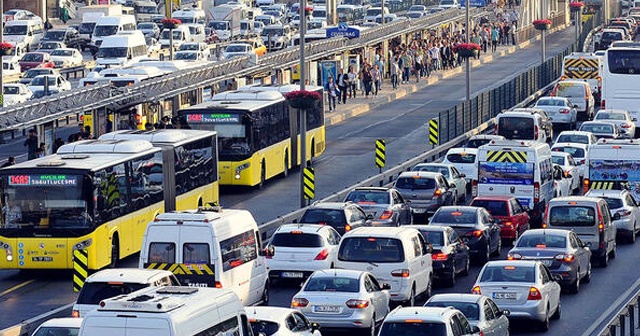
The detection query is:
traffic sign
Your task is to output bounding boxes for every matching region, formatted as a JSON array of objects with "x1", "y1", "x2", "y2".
[
  {"x1": 375, "y1": 139, "x2": 386, "y2": 168},
  {"x1": 303, "y1": 167, "x2": 315, "y2": 200},
  {"x1": 73, "y1": 249, "x2": 88, "y2": 292},
  {"x1": 429, "y1": 119, "x2": 439, "y2": 145}
]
